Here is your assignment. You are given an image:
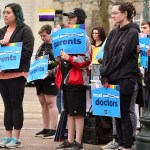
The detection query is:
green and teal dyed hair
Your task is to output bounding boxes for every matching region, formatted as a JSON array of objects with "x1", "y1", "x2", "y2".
[{"x1": 5, "y1": 3, "x2": 24, "y2": 26}]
